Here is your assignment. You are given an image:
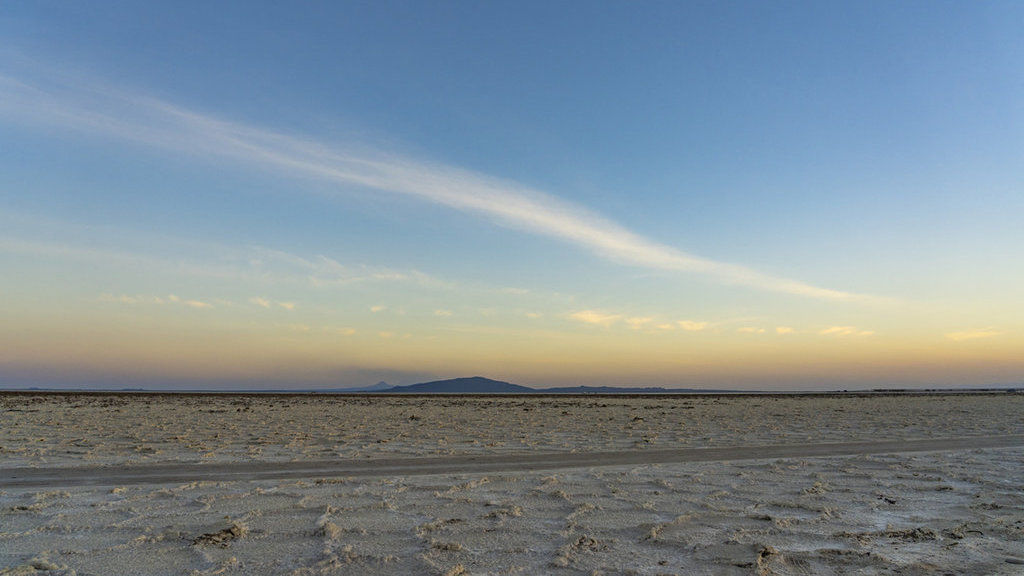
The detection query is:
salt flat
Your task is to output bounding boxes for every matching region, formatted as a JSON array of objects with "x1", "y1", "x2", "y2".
[
  {"x1": 2, "y1": 392, "x2": 1023, "y2": 575},
  {"x1": 6, "y1": 435, "x2": 1024, "y2": 489}
]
